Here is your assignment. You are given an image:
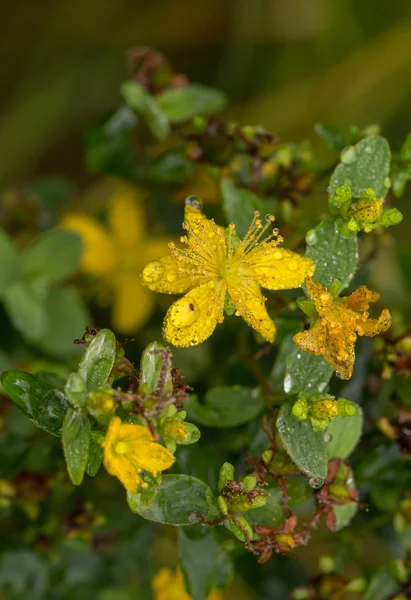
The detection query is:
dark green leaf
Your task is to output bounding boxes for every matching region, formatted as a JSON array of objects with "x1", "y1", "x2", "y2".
[
  {"x1": 78, "y1": 328, "x2": 116, "y2": 391},
  {"x1": 62, "y1": 408, "x2": 90, "y2": 485},
  {"x1": 179, "y1": 528, "x2": 229, "y2": 600},
  {"x1": 329, "y1": 135, "x2": 391, "y2": 200},
  {"x1": 276, "y1": 402, "x2": 328, "y2": 479},
  {"x1": 305, "y1": 220, "x2": 358, "y2": 290},
  {"x1": 139, "y1": 341, "x2": 173, "y2": 395},
  {"x1": 185, "y1": 386, "x2": 264, "y2": 428},
  {"x1": 246, "y1": 487, "x2": 283, "y2": 528},
  {"x1": 157, "y1": 84, "x2": 227, "y2": 123},
  {"x1": 146, "y1": 148, "x2": 196, "y2": 184},
  {"x1": 121, "y1": 81, "x2": 170, "y2": 141},
  {"x1": 1, "y1": 371, "x2": 68, "y2": 436},
  {"x1": 127, "y1": 473, "x2": 162, "y2": 514},
  {"x1": 0, "y1": 228, "x2": 20, "y2": 294},
  {"x1": 326, "y1": 407, "x2": 363, "y2": 459},
  {"x1": 270, "y1": 333, "x2": 299, "y2": 391},
  {"x1": 21, "y1": 229, "x2": 83, "y2": 283},
  {"x1": 141, "y1": 475, "x2": 219, "y2": 525},
  {"x1": 220, "y1": 178, "x2": 264, "y2": 238},
  {"x1": 36, "y1": 287, "x2": 89, "y2": 357},
  {"x1": 284, "y1": 346, "x2": 333, "y2": 396},
  {"x1": 86, "y1": 439, "x2": 104, "y2": 477}
]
